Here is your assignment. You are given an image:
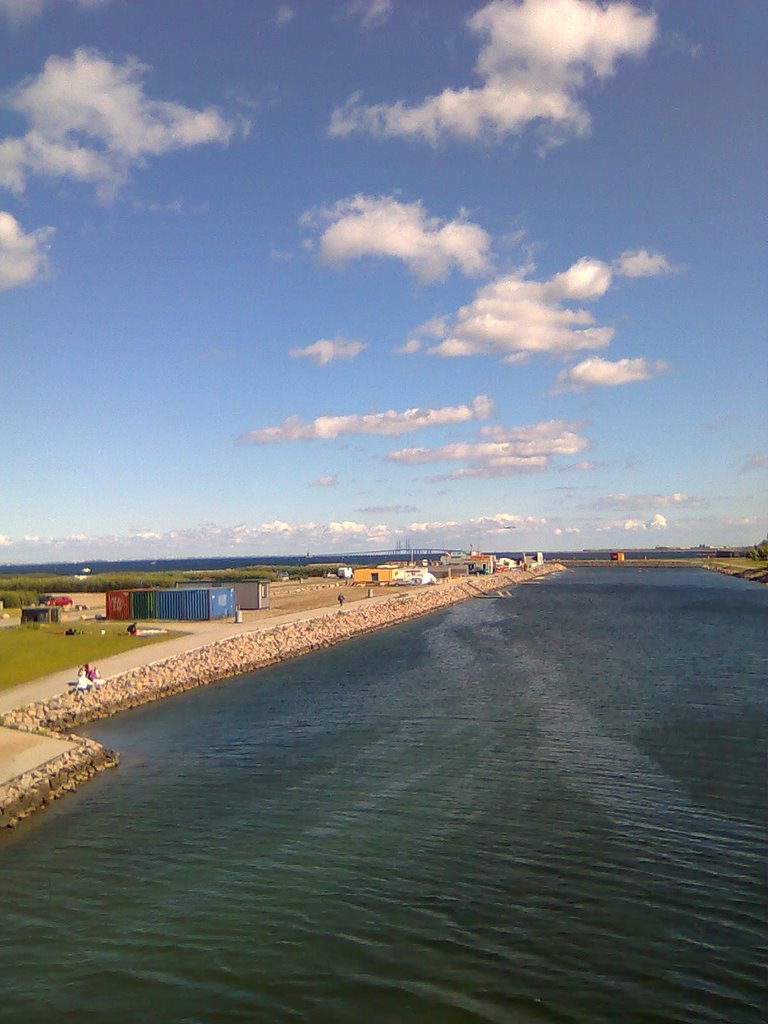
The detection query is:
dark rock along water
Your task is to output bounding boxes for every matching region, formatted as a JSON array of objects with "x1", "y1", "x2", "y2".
[{"x1": 0, "y1": 568, "x2": 765, "y2": 1024}]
